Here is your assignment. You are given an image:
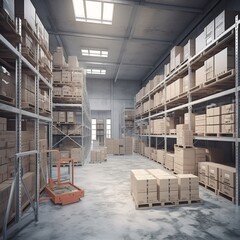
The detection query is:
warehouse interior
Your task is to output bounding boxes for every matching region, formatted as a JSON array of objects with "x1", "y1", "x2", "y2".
[{"x1": 0, "y1": 0, "x2": 240, "y2": 239}]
